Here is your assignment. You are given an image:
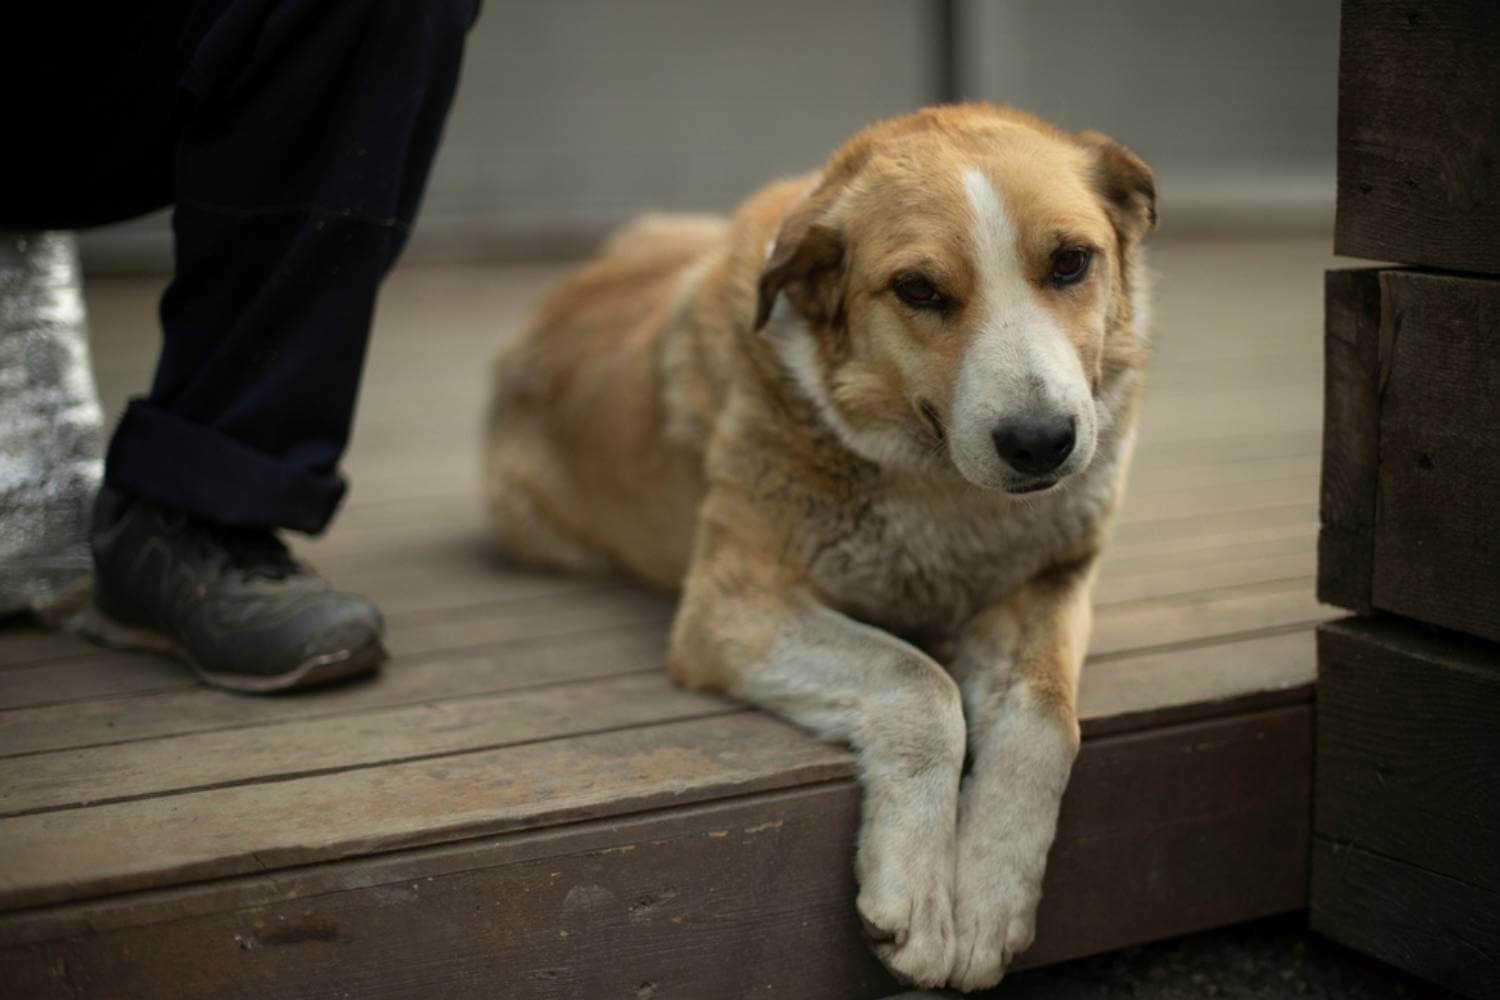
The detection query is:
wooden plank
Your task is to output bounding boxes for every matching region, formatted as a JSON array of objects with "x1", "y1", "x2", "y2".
[
  {"x1": 1089, "y1": 577, "x2": 1323, "y2": 657},
  {"x1": 0, "y1": 623, "x2": 671, "y2": 756},
  {"x1": 337, "y1": 558, "x2": 598, "y2": 619},
  {"x1": 1117, "y1": 474, "x2": 1314, "y2": 524},
  {"x1": 0, "y1": 491, "x2": 1316, "y2": 679},
  {"x1": 0, "y1": 620, "x2": 1316, "y2": 911},
  {"x1": 1094, "y1": 547, "x2": 1313, "y2": 606},
  {"x1": 1315, "y1": 617, "x2": 1500, "y2": 894},
  {"x1": 1370, "y1": 271, "x2": 1500, "y2": 641},
  {"x1": 1312, "y1": 839, "x2": 1500, "y2": 1000},
  {"x1": 1110, "y1": 501, "x2": 1313, "y2": 555},
  {"x1": 1335, "y1": 0, "x2": 1500, "y2": 272},
  {"x1": 346, "y1": 586, "x2": 668, "y2": 662},
  {"x1": 1125, "y1": 453, "x2": 1319, "y2": 496},
  {"x1": 1313, "y1": 615, "x2": 1500, "y2": 997},
  {"x1": 1031, "y1": 705, "x2": 1313, "y2": 968},
  {"x1": 1102, "y1": 529, "x2": 1313, "y2": 580},
  {"x1": 0, "y1": 567, "x2": 1323, "y2": 736},
  {"x1": 0, "y1": 572, "x2": 649, "y2": 686},
  {"x1": 1317, "y1": 268, "x2": 1383, "y2": 613},
  {"x1": 100, "y1": 566, "x2": 643, "y2": 673},
  {"x1": 386, "y1": 574, "x2": 1323, "y2": 668},
  {"x1": 0, "y1": 569, "x2": 1320, "y2": 749},
  {"x1": 0, "y1": 566, "x2": 607, "y2": 670},
  {"x1": 0, "y1": 713, "x2": 855, "y2": 910},
  {"x1": 1130, "y1": 428, "x2": 1319, "y2": 470},
  {"x1": 0, "y1": 626, "x2": 98, "y2": 670},
  {"x1": 0, "y1": 417, "x2": 1321, "y2": 676},
  {"x1": 1079, "y1": 627, "x2": 1313, "y2": 738},
  {"x1": 0, "y1": 578, "x2": 675, "y2": 710},
  {"x1": 0, "y1": 498, "x2": 1316, "y2": 679},
  {"x1": 0, "y1": 706, "x2": 1313, "y2": 999},
  {"x1": 0, "y1": 626, "x2": 1316, "y2": 816},
  {"x1": 1317, "y1": 269, "x2": 1500, "y2": 639},
  {"x1": 0, "y1": 652, "x2": 184, "y2": 710},
  {"x1": 5, "y1": 531, "x2": 1313, "y2": 692},
  {"x1": 0, "y1": 672, "x2": 737, "y2": 817}
]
